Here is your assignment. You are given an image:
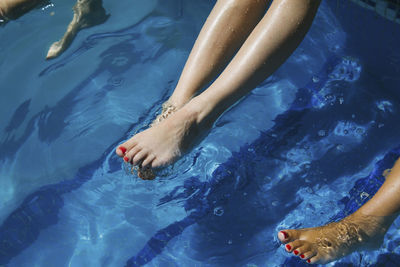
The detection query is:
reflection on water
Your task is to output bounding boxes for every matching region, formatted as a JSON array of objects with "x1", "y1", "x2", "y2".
[{"x1": 0, "y1": 0, "x2": 400, "y2": 266}]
